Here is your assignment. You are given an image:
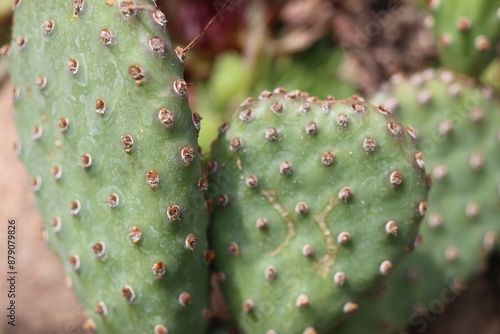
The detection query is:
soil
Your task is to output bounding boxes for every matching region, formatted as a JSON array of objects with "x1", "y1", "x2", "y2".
[{"x1": 331, "y1": 0, "x2": 436, "y2": 93}]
